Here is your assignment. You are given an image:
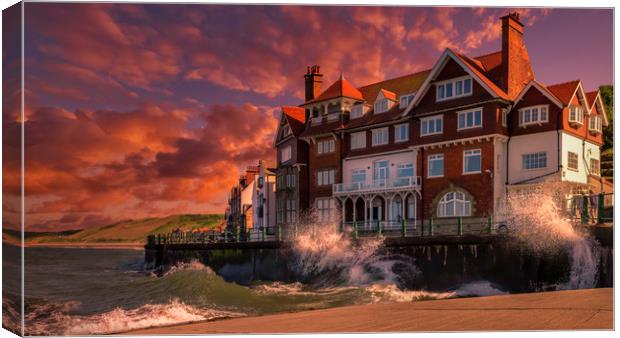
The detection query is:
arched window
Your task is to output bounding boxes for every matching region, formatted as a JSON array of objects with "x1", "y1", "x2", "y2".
[{"x1": 437, "y1": 191, "x2": 471, "y2": 217}]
